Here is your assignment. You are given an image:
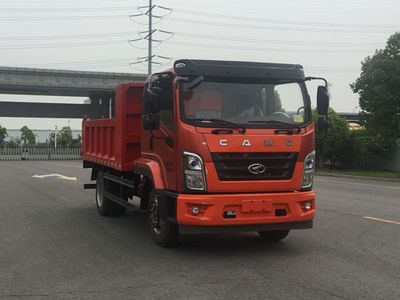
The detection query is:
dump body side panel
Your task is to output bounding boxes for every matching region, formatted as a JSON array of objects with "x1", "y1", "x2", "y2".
[{"x1": 82, "y1": 83, "x2": 144, "y2": 171}]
